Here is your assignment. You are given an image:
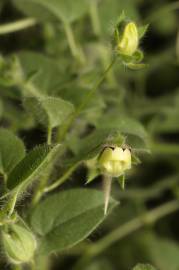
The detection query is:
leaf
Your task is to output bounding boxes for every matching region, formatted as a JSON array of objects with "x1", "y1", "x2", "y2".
[
  {"x1": 7, "y1": 144, "x2": 61, "y2": 191},
  {"x1": 24, "y1": 96, "x2": 74, "y2": 128},
  {"x1": 138, "y1": 24, "x2": 149, "y2": 39},
  {"x1": 18, "y1": 51, "x2": 67, "y2": 96},
  {"x1": 13, "y1": 0, "x2": 88, "y2": 23},
  {"x1": 117, "y1": 174, "x2": 125, "y2": 190},
  {"x1": 137, "y1": 231, "x2": 179, "y2": 270},
  {"x1": 31, "y1": 188, "x2": 118, "y2": 254},
  {"x1": 99, "y1": 0, "x2": 139, "y2": 36},
  {"x1": 133, "y1": 264, "x2": 157, "y2": 270},
  {"x1": 96, "y1": 114, "x2": 147, "y2": 141},
  {"x1": 0, "y1": 128, "x2": 25, "y2": 175},
  {"x1": 126, "y1": 63, "x2": 148, "y2": 70},
  {"x1": 132, "y1": 50, "x2": 144, "y2": 63},
  {"x1": 71, "y1": 129, "x2": 124, "y2": 162}
]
